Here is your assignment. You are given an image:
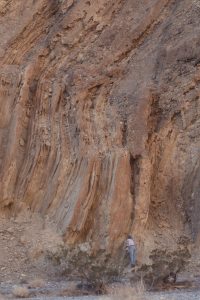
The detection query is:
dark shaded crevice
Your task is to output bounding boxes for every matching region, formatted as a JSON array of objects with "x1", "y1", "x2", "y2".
[
  {"x1": 148, "y1": 92, "x2": 163, "y2": 134},
  {"x1": 121, "y1": 120, "x2": 127, "y2": 147},
  {"x1": 129, "y1": 154, "x2": 141, "y2": 221}
]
